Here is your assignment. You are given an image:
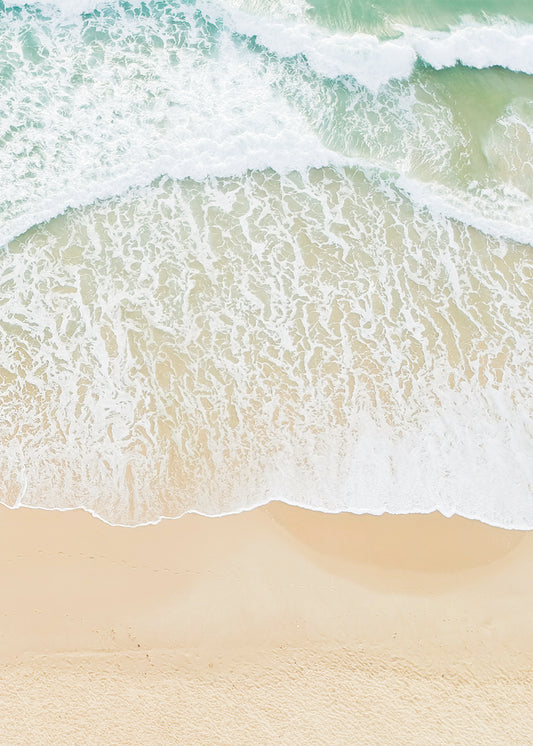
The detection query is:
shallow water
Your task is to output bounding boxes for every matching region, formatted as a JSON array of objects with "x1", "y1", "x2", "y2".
[{"x1": 1, "y1": 0, "x2": 532, "y2": 525}]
